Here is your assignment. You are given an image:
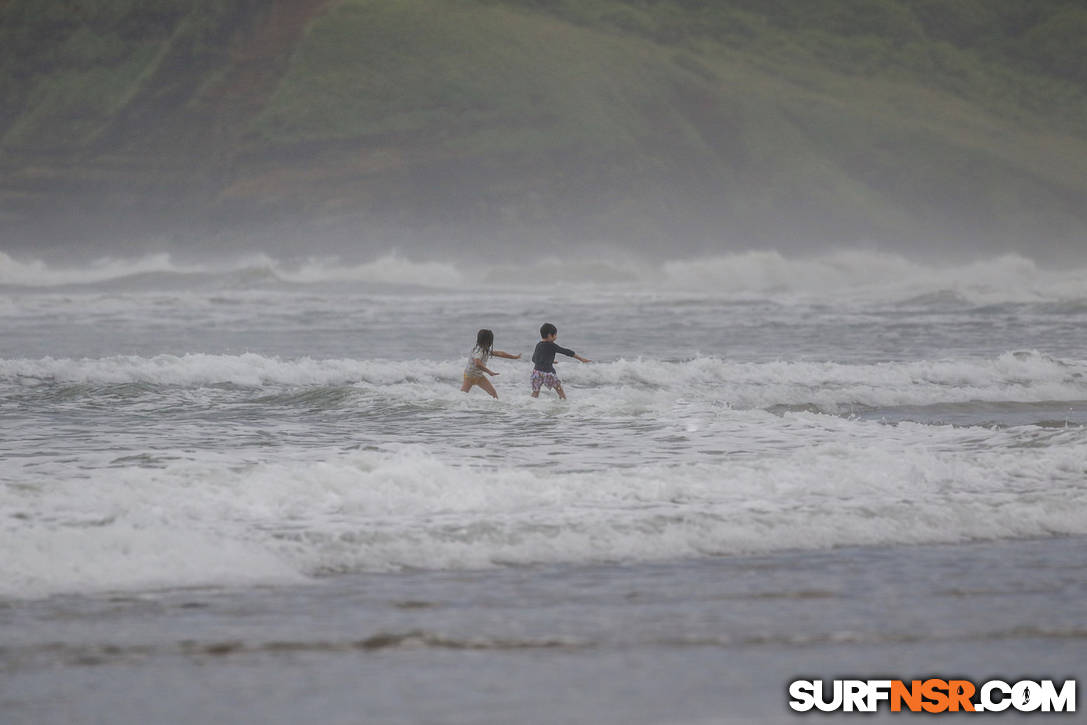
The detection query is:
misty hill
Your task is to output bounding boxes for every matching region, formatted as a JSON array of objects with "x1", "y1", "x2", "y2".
[{"x1": 1, "y1": 0, "x2": 1085, "y2": 260}]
